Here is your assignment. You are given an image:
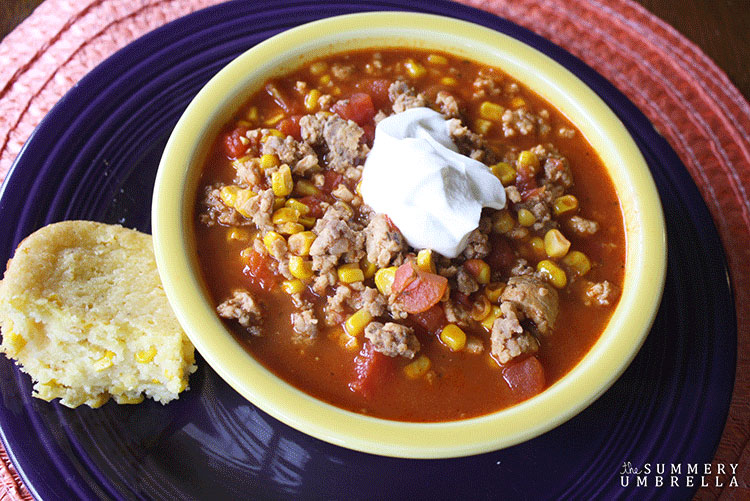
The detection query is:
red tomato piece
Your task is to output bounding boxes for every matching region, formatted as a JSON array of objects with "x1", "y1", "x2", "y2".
[
  {"x1": 278, "y1": 115, "x2": 302, "y2": 141},
  {"x1": 502, "y1": 356, "x2": 546, "y2": 401},
  {"x1": 332, "y1": 92, "x2": 376, "y2": 126},
  {"x1": 515, "y1": 164, "x2": 538, "y2": 196},
  {"x1": 322, "y1": 171, "x2": 344, "y2": 194},
  {"x1": 348, "y1": 342, "x2": 392, "y2": 398},
  {"x1": 298, "y1": 196, "x2": 325, "y2": 218},
  {"x1": 242, "y1": 250, "x2": 277, "y2": 292},
  {"x1": 356, "y1": 78, "x2": 392, "y2": 109},
  {"x1": 222, "y1": 126, "x2": 249, "y2": 158},
  {"x1": 391, "y1": 261, "x2": 419, "y2": 296},
  {"x1": 391, "y1": 261, "x2": 449, "y2": 314},
  {"x1": 410, "y1": 304, "x2": 448, "y2": 335},
  {"x1": 361, "y1": 123, "x2": 375, "y2": 147}
]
